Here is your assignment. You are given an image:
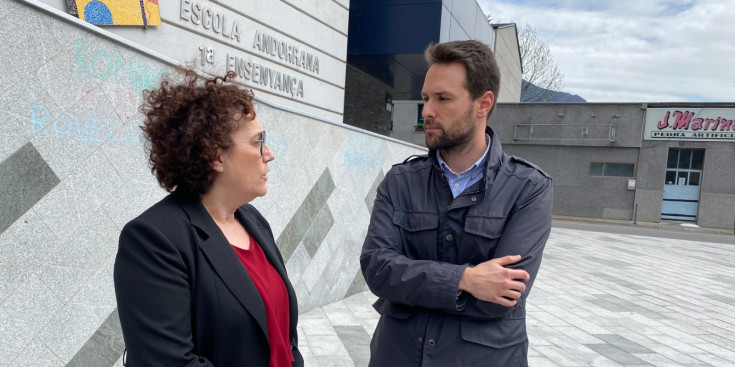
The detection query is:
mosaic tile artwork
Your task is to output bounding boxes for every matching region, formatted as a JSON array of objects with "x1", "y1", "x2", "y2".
[{"x1": 74, "y1": 0, "x2": 160, "y2": 26}]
